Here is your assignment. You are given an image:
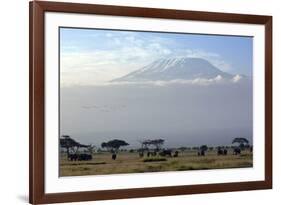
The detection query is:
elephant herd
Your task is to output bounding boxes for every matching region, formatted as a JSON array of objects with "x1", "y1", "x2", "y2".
[
  {"x1": 66, "y1": 147, "x2": 250, "y2": 162},
  {"x1": 68, "y1": 153, "x2": 92, "y2": 161},
  {"x1": 139, "y1": 150, "x2": 179, "y2": 158},
  {"x1": 137, "y1": 147, "x2": 247, "y2": 159},
  {"x1": 198, "y1": 147, "x2": 244, "y2": 157},
  {"x1": 217, "y1": 147, "x2": 228, "y2": 155}
]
